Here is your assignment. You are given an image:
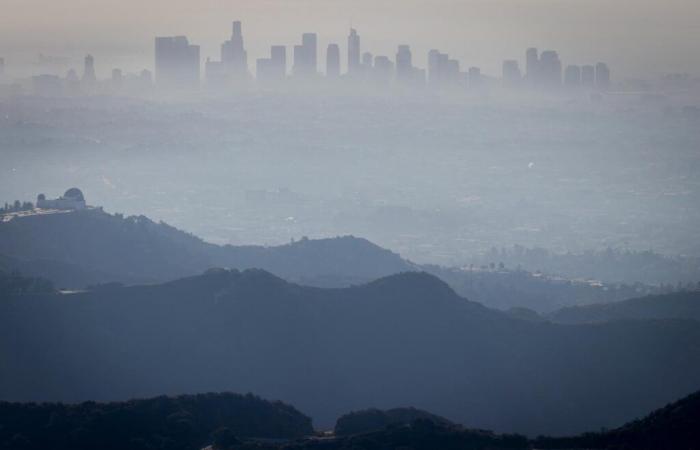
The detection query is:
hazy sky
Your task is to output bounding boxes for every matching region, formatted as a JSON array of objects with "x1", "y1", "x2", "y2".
[{"x1": 1, "y1": 0, "x2": 699, "y2": 78}]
